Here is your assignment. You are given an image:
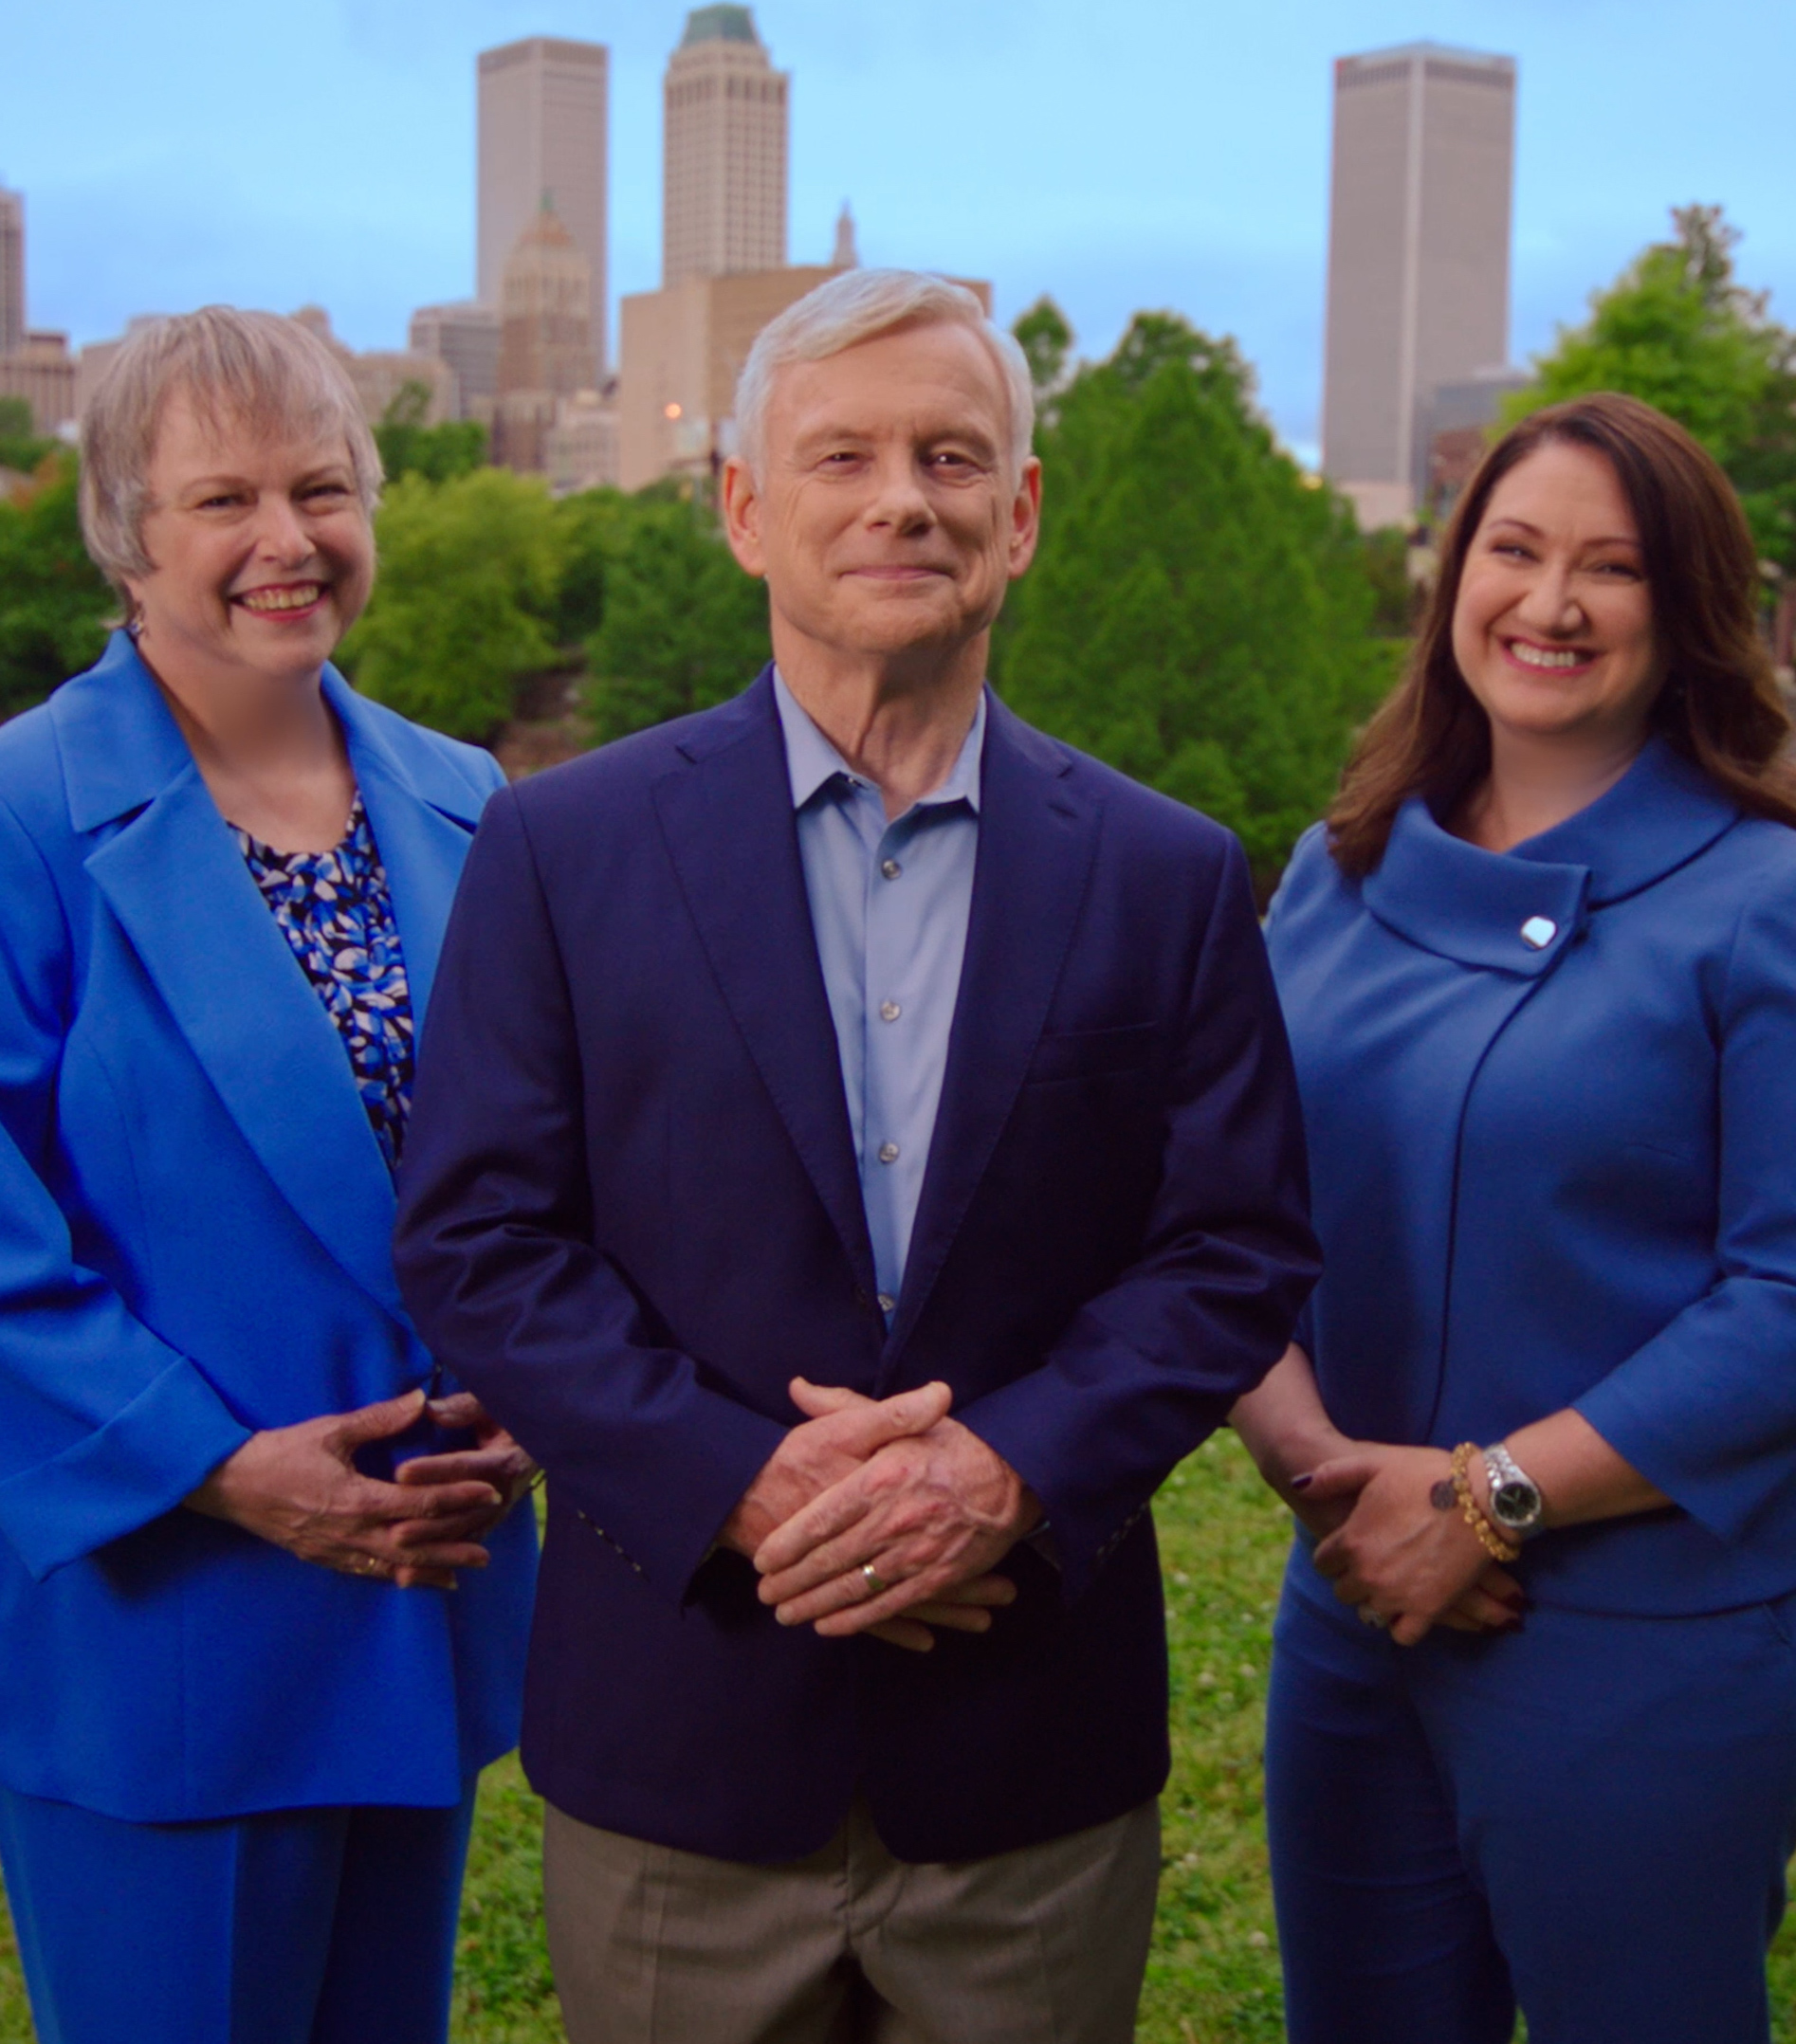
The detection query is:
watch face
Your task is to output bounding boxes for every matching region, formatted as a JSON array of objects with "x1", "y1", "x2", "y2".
[{"x1": 1492, "y1": 1478, "x2": 1540, "y2": 1527}]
